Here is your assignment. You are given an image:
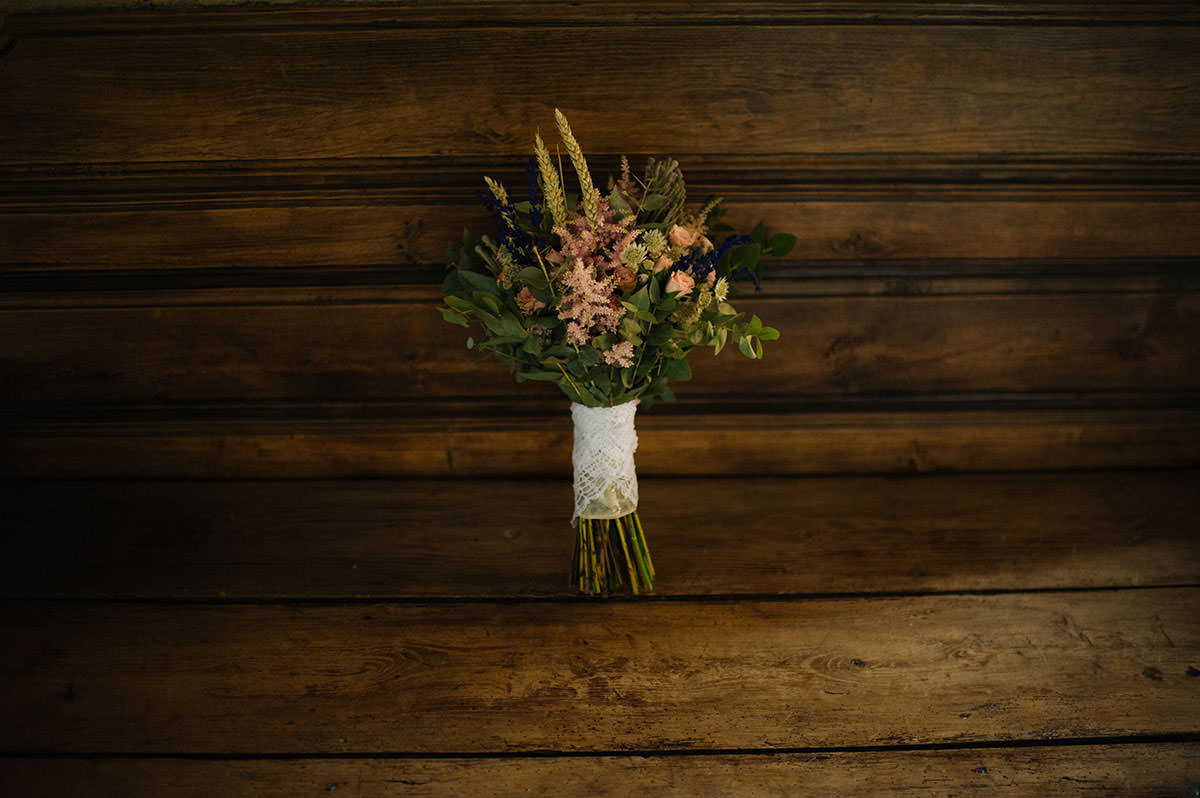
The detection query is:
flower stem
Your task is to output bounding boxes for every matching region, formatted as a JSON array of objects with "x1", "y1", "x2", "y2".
[{"x1": 572, "y1": 511, "x2": 654, "y2": 595}]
